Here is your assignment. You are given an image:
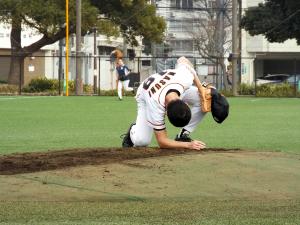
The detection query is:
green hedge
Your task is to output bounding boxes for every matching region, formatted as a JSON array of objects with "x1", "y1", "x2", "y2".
[
  {"x1": 22, "y1": 78, "x2": 59, "y2": 93},
  {"x1": 0, "y1": 84, "x2": 18, "y2": 94},
  {"x1": 21, "y1": 78, "x2": 134, "y2": 96},
  {"x1": 238, "y1": 83, "x2": 299, "y2": 97},
  {"x1": 1, "y1": 78, "x2": 299, "y2": 97},
  {"x1": 239, "y1": 83, "x2": 255, "y2": 95},
  {"x1": 22, "y1": 78, "x2": 94, "y2": 95}
]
